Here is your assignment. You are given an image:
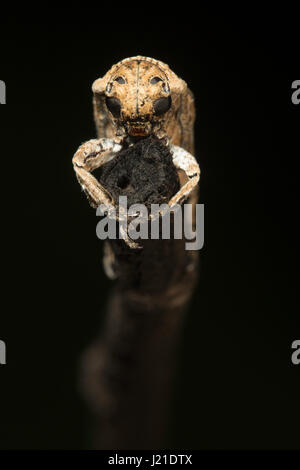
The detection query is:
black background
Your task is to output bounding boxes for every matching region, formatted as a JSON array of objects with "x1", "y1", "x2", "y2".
[{"x1": 0, "y1": 8, "x2": 299, "y2": 450}]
